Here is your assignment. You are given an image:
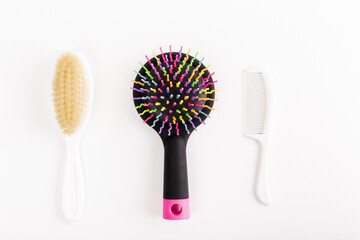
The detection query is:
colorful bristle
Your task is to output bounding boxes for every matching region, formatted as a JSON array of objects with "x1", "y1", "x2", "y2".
[{"x1": 132, "y1": 46, "x2": 217, "y2": 136}]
